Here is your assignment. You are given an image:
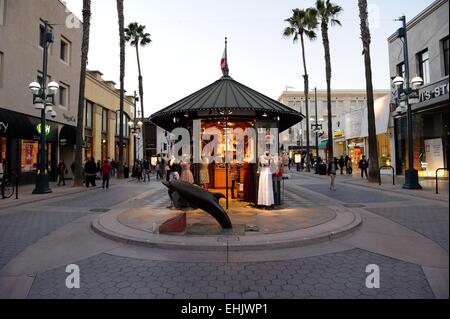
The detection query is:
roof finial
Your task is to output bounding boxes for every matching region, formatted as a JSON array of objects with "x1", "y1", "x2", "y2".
[{"x1": 221, "y1": 37, "x2": 229, "y2": 77}]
